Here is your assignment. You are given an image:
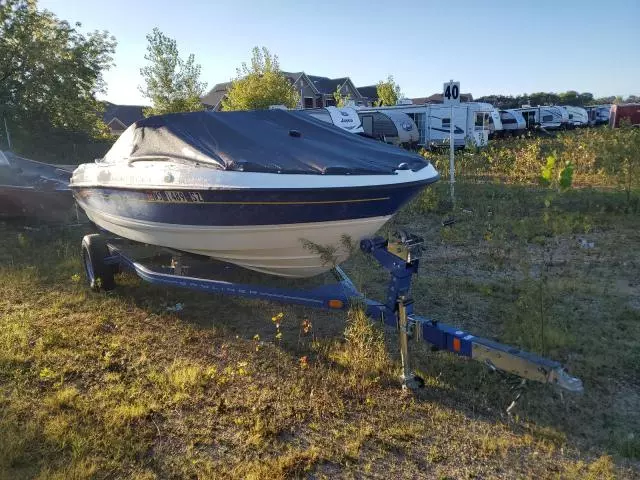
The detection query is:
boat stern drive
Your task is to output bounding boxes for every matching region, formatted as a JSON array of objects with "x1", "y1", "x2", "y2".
[{"x1": 71, "y1": 110, "x2": 439, "y2": 277}]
